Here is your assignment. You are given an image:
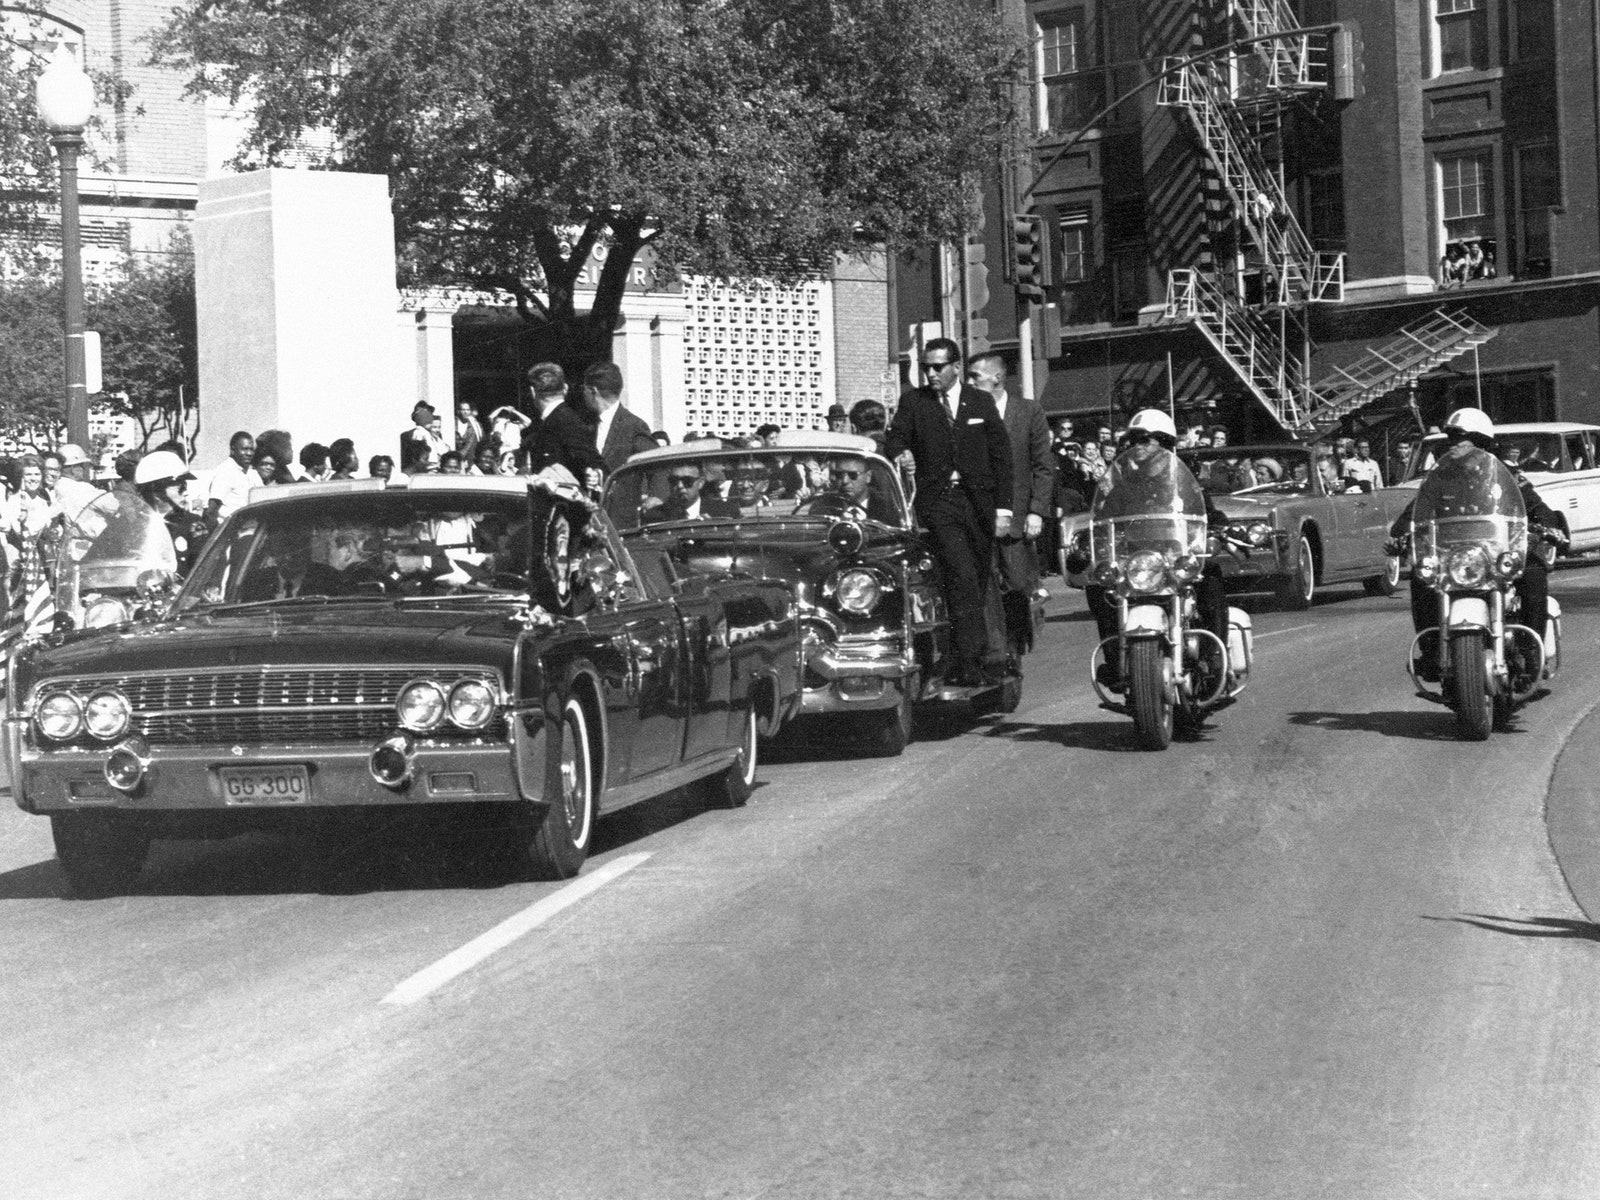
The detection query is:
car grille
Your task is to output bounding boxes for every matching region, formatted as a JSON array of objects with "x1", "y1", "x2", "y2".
[{"x1": 30, "y1": 666, "x2": 508, "y2": 748}]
